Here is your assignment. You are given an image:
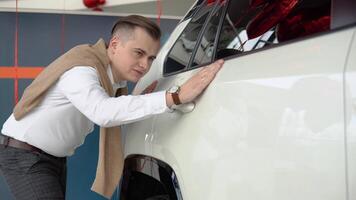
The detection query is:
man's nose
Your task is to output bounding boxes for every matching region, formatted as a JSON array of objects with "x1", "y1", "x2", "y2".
[{"x1": 139, "y1": 58, "x2": 150, "y2": 71}]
